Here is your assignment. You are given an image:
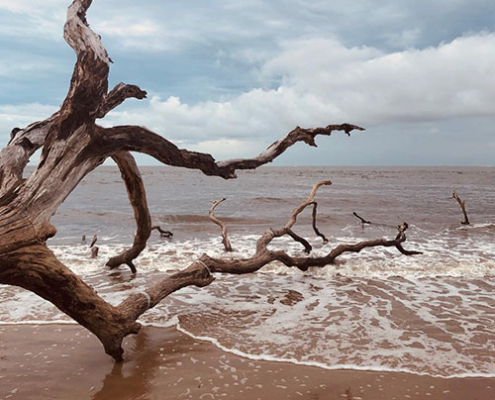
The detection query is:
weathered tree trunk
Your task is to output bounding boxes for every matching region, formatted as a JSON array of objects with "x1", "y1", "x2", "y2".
[{"x1": 0, "y1": 0, "x2": 420, "y2": 361}]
